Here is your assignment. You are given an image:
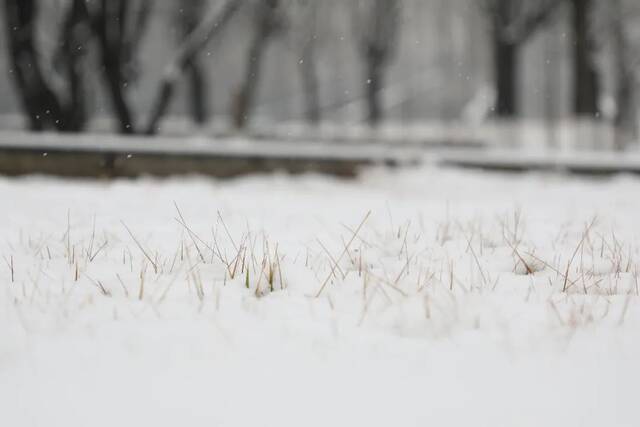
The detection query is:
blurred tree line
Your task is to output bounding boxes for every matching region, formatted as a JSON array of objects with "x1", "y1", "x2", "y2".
[{"x1": 2, "y1": 0, "x2": 639, "y2": 146}]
